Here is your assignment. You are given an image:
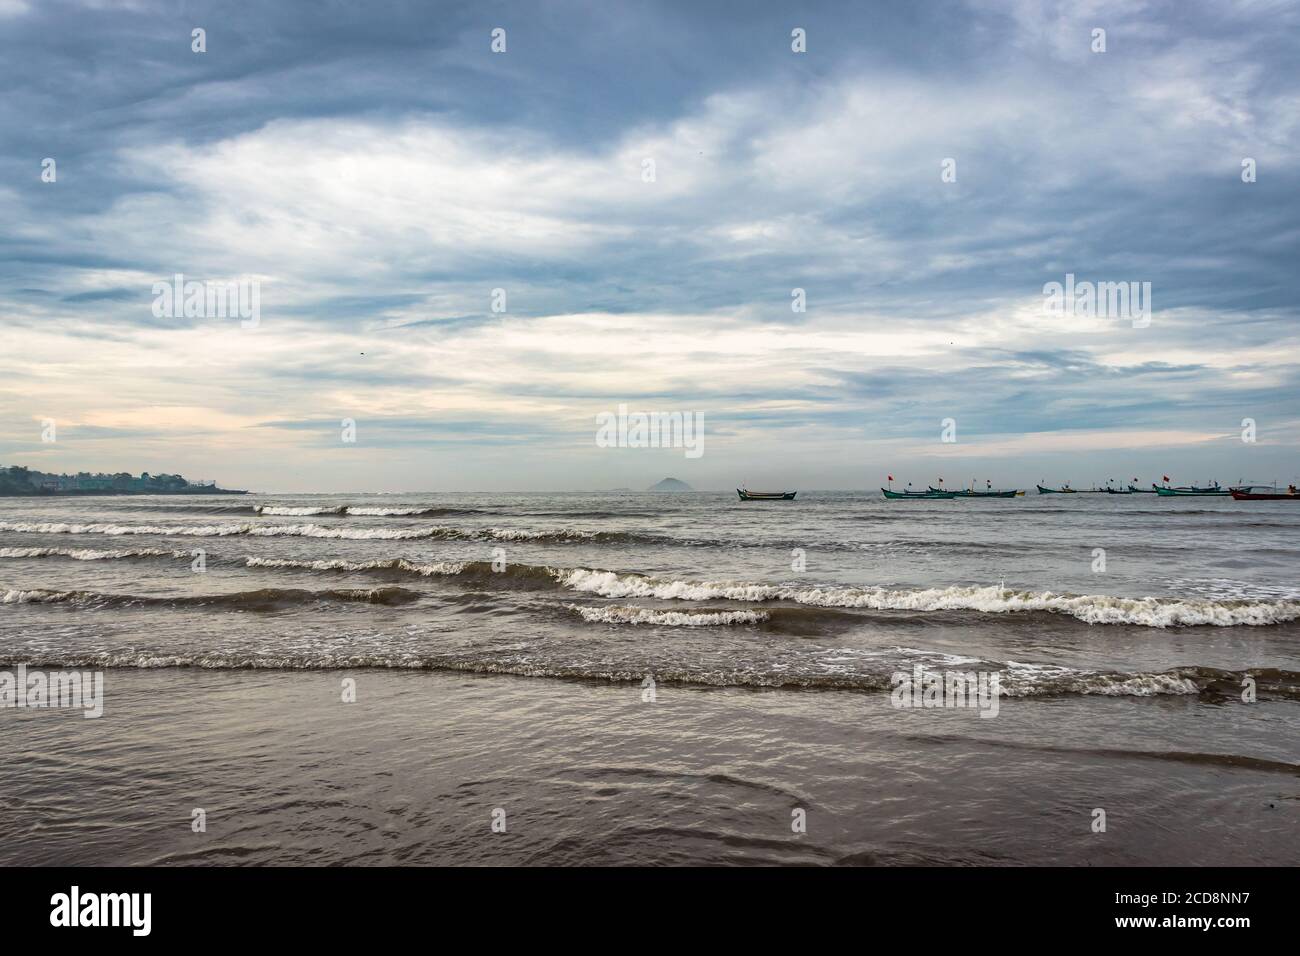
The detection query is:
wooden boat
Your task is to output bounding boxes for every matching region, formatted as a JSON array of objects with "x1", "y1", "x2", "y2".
[
  {"x1": 882, "y1": 488, "x2": 955, "y2": 499},
  {"x1": 1230, "y1": 486, "x2": 1298, "y2": 500},
  {"x1": 1105, "y1": 487, "x2": 1132, "y2": 494},
  {"x1": 1155, "y1": 485, "x2": 1229, "y2": 497},
  {"x1": 929, "y1": 487, "x2": 1018, "y2": 498},
  {"x1": 1036, "y1": 484, "x2": 1077, "y2": 494},
  {"x1": 1128, "y1": 484, "x2": 1157, "y2": 493},
  {"x1": 737, "y1": 489, "x2": 796, "y2": 501}
]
